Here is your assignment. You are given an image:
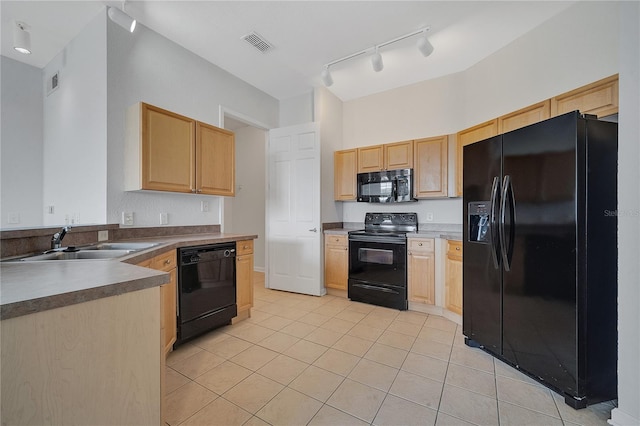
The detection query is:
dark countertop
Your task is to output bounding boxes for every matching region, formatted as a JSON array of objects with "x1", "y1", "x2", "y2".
[{"x1": 0, "y1": 233, "x2": 257, "y2": 320}]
